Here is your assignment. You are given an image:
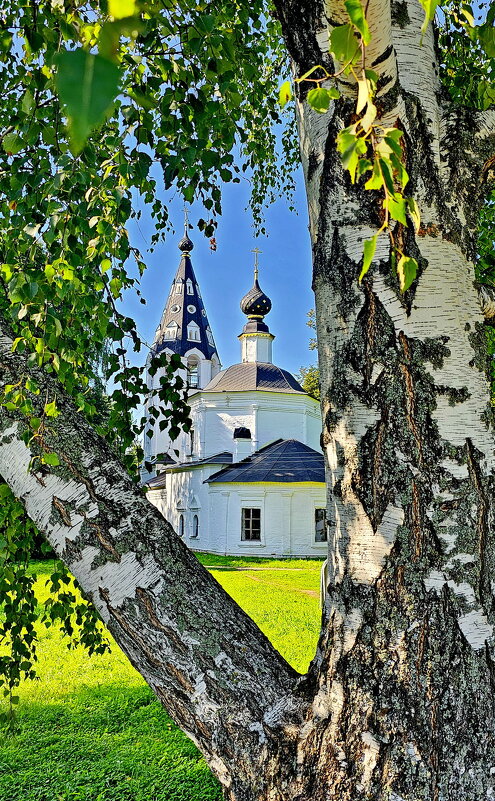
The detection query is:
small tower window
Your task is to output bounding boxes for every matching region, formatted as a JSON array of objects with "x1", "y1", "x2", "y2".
[
  {"x1": 206, "y1": 326, "x2": 214, "y2": 346},
  {"x1": 191, "y1": 514, "x2": 199, "y2": 539},
  {"x1": 196, "y1": 284, "x2": 201, "y2": 298},
  {"x1": 164, "y1": 321, "x2": 178, "y2": 340},
  {"x1": 315, "y1": 509, "x2": 327, "y2": 542},
  {"x1": 174, "y1": 280, "x2": 183, "y2": 294},
  {"x1": 186, "y1": 279, "x2": 194, "y2": 295},
  {"x1": 189, "y1": 429, "x2": 195, "y2": 455},
  {"x1": 178, "y1": 514, "x2": 184, "y2": 537},
  {"x1": 187, "y1": 322, "x2": 200, "y2": 341},
  {"x1": 187, "y1": 361, "x2": 199, "y2": 388}
]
